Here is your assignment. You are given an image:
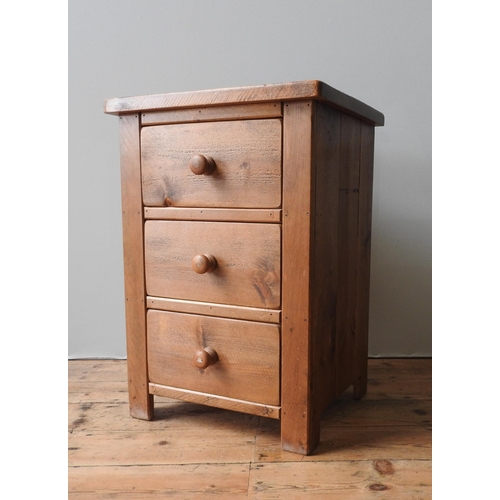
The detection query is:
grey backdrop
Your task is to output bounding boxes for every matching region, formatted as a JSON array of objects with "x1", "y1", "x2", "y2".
[{"x1": 69, "y1": 0, "x2": 431, "y2": 358}]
